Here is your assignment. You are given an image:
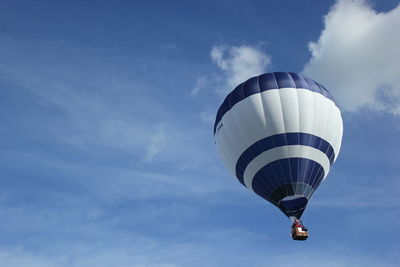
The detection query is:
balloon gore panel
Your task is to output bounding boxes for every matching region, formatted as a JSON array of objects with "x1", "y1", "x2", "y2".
[{"x1": 214, "y1": 72, "x2": 343, "y2": 219}]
